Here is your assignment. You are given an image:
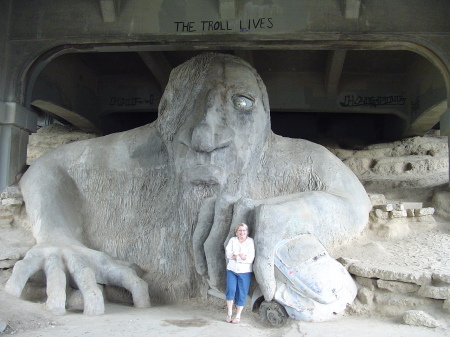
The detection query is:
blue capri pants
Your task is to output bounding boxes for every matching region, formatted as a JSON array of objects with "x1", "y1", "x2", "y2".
[{"x1": 225, "y1": 270, "x2": 252, "y2": 306}]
